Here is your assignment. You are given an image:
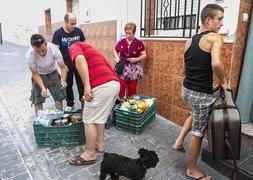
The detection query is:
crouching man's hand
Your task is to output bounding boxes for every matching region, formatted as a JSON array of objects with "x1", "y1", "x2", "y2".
[
  {"x1": 61, "y1": 80, "x2": 67, "y2": 89},
  {"x1": 41, "y1": 88, "x2": 49, "y2": 98}
]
